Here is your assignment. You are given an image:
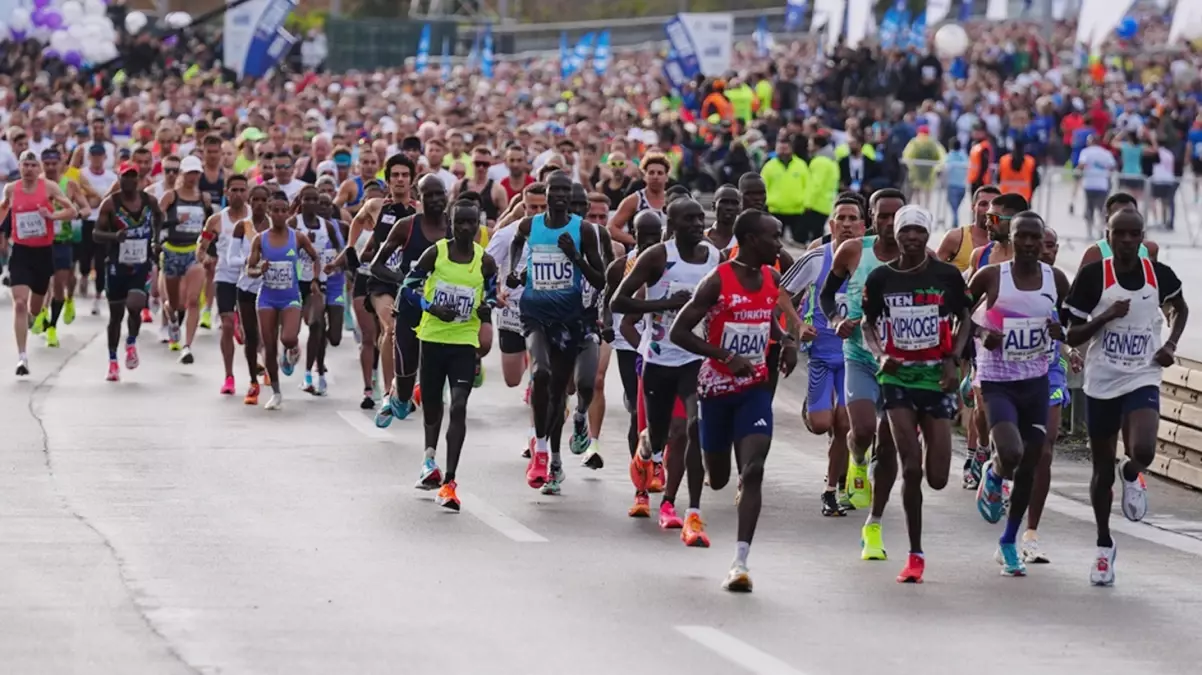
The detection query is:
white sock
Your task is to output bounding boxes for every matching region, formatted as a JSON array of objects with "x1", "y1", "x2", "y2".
[
  {"x1": 686, "y1": 508, "x2": 701, "y2": 518},
  {"x1": 735, "y1": 541, "x2": 750, "y2": 566},
  {"x1": 424, "y1": 447, "x2": 436, "y2": 461},
  {"x1": 18, "y1": 352, "x2": 26, "y2": 361},
  {"x1": 651, "y1": 451, "x2": 663, "y2": 463},
  {"x1": 866, "y1": 514, "x2": 881, "y2": 526},
  {"x1": 535, "y1": 437, "x2": 549, "y2": 454}
]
